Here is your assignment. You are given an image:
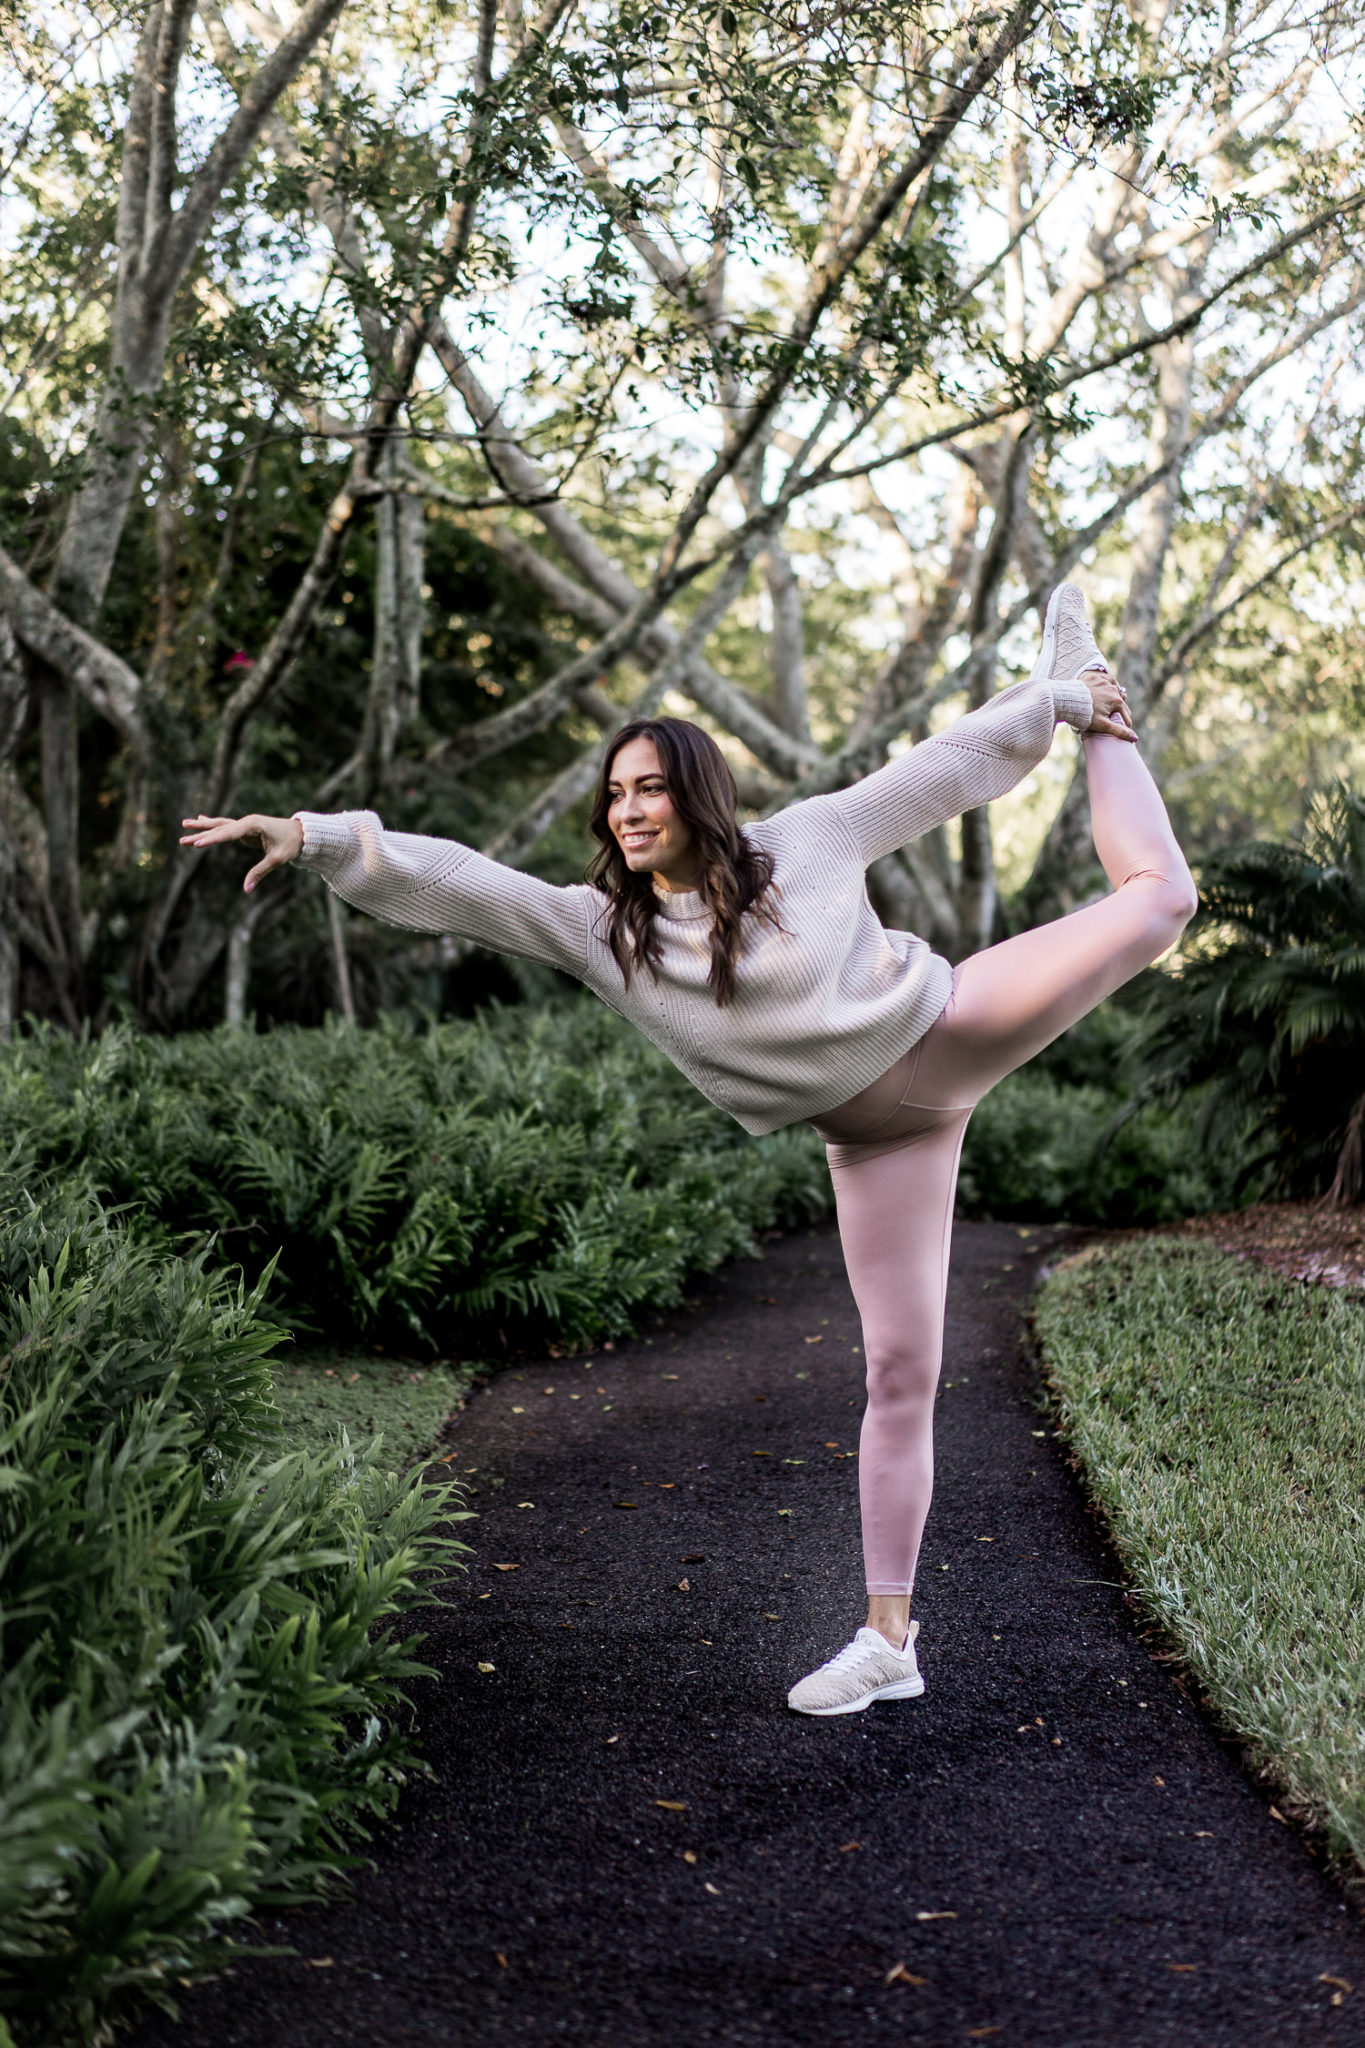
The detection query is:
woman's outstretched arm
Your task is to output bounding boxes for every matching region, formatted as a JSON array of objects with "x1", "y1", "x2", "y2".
[
  {"x1": 808, "y1": 674, "x2": 1128, "y2": 867},
  {"x1": 181, "y1": 808, "x2": 597, "y2": 978}
]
